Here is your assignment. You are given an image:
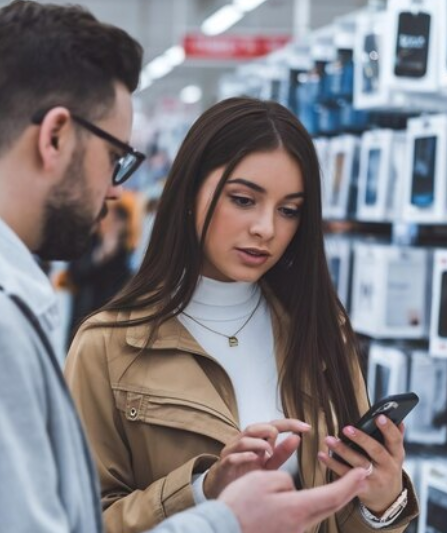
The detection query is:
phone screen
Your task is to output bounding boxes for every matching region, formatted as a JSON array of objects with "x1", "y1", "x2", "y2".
[
  {"x1": 437, "y1": 271, "x2": 447, "y2": 338},
  {"x1": 427, "y1": 486, "x2": 447, "y2": 533},
  {"x1": 365, "y1": 148, "x2": 381, "y2": 206},
  {"x1": 362, "y1": 33, "x2": 380, "y2": 94},
  {"x1": 394, "y1": 11, "x2": 431, "y2": 78},
  {"x1": 411, "y1": 135, "x2": 436, "y2": 208}
]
